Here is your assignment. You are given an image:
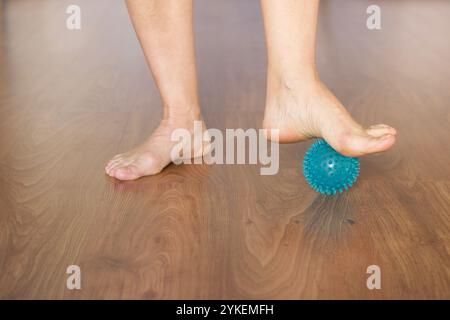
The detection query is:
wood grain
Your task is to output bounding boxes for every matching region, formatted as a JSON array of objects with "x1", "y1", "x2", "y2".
[{"x1": 0, "y1": 0, "x2": 449, "y2": 299}]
